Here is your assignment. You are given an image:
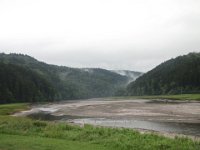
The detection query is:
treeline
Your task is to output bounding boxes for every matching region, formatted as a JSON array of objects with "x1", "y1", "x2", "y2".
[
  {"x1": 0, "y1": 53, "x2": 136, "y2": 103},
  {"x1": 127, "y1": 52, "x2": 200, "y2": 96}
]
